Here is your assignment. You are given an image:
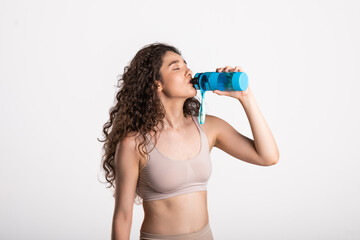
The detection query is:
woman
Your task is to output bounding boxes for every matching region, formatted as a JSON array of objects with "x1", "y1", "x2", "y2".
[{"x1": 99, "y1": 42, "x2": 279, "y2": 240}]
